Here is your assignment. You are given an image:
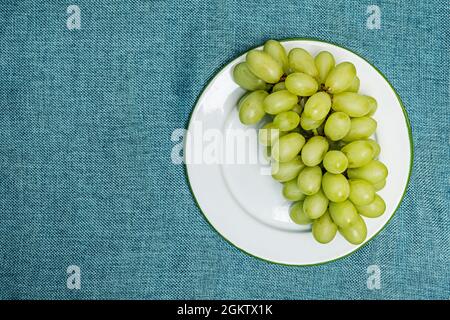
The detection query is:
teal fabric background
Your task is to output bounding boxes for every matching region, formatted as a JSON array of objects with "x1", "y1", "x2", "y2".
[{"x1": 0, "y1": 0, "x2": 449, "y2": 299}]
